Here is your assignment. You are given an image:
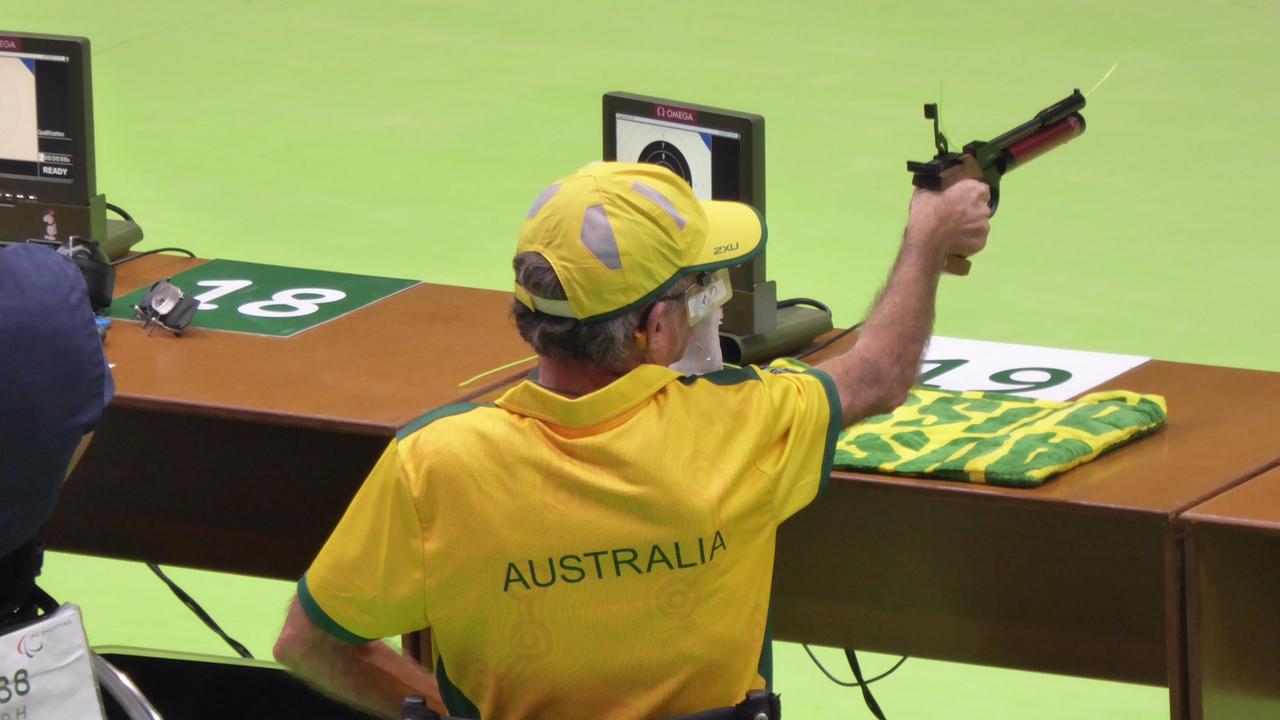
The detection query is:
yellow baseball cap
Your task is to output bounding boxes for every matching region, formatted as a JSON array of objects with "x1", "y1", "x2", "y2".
[{"x1": 514, "y1": 162, "x2": 766, "y2": 322}]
